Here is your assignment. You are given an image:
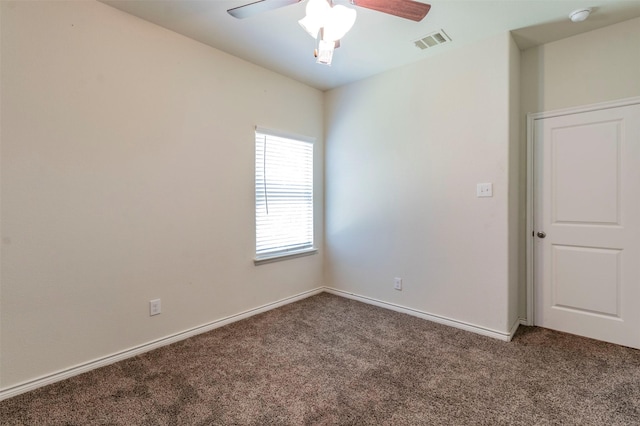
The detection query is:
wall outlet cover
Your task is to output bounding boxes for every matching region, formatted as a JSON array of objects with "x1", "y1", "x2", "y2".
[
  {"x1": 149, "y1": 299, "x2": 161, "y2": 316},
  {"x1": 394, "y1": 277, "x2": 402, "y2": 291},
  {"x1": 477, "y1": 183, "x2": 493, "y2": 197}
]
